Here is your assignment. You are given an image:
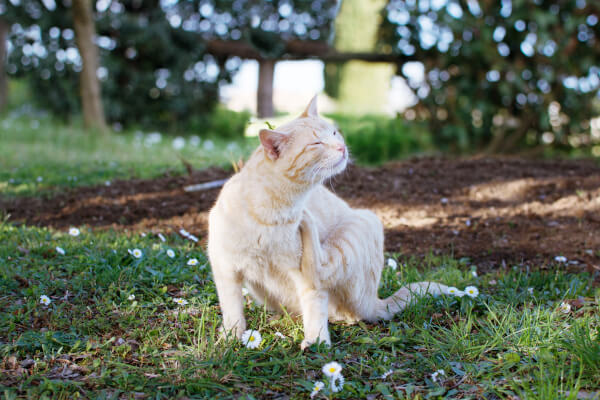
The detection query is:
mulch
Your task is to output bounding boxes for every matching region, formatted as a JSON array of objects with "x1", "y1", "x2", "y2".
[{"x1": 2, "y1": 157, "x2": 600, "y2": 274}]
